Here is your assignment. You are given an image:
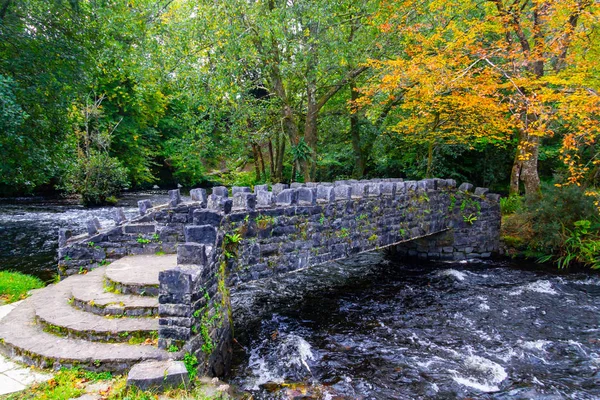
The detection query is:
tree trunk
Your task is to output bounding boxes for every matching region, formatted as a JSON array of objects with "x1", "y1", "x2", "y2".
[
  {"x1": 268, "y1": 139, "x2": 275, "y2": 178},
  {"x1": 251, "y1": 142, "x2": 261, "y2": 182},
  {"x1": 303, "y1": 82, "x2": 318, "y2": 182},
  {"x1": 350, "y1": 81, "x2": 365, "y2": 178}
]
